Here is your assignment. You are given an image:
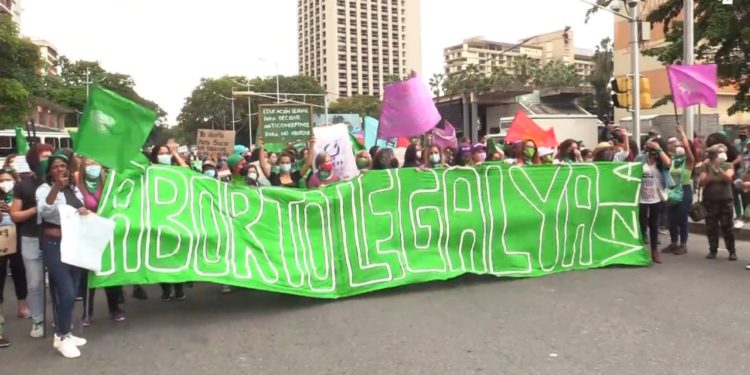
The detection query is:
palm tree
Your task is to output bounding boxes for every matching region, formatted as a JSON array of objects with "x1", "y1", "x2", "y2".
[
  {"x1": 429, "y1": 73, "x2": 445, "y2": 97},
  {"x1": 487, "y1": 66, "x2": 513, "y2": 89},
  {"x1": 513, "y1": 55, "x2": 536, "y2": 86}
]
